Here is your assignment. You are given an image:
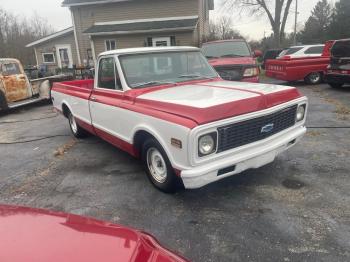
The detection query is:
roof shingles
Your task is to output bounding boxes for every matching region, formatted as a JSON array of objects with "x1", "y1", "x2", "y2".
[{"x1": 84, "y1": 18, "x2": 198, "y2": 35}]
